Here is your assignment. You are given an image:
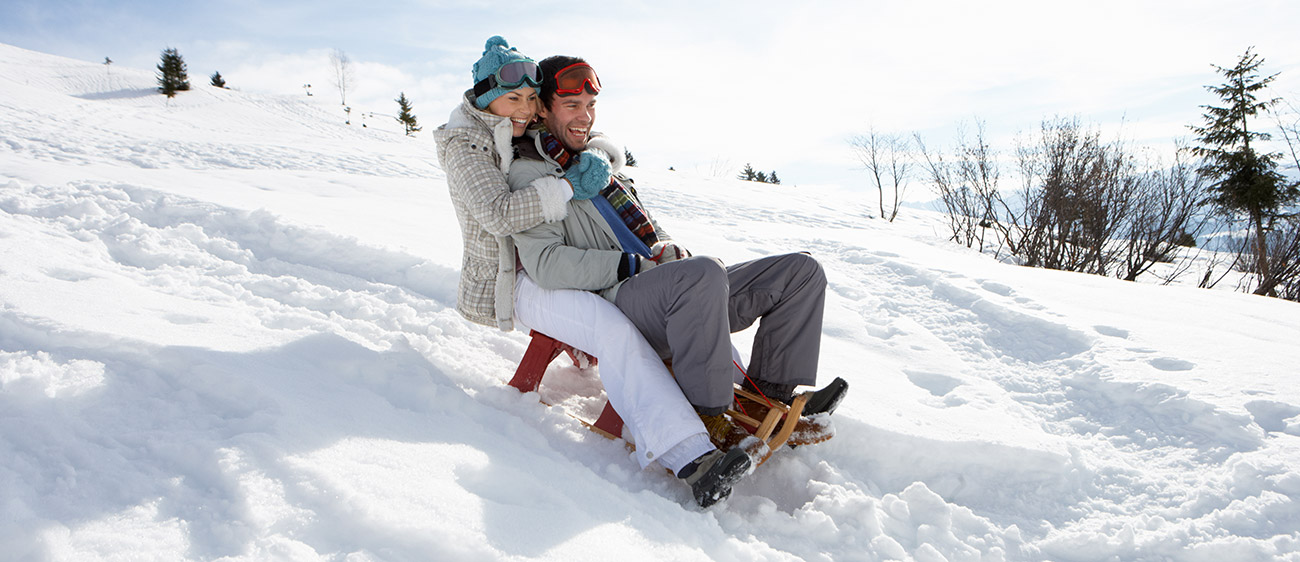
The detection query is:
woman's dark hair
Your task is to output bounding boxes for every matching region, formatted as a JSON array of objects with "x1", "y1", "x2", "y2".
[{"x1": 538, "y1": 55, "x2": 588, "y2": 109}]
